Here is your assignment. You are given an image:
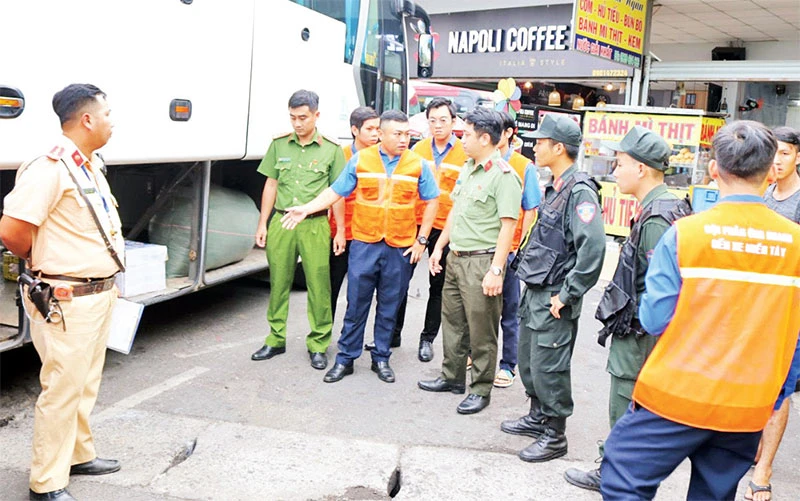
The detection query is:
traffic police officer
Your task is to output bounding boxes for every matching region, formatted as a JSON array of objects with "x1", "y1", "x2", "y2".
[
  {"x1": 0, "y1": 84, "x2": 124, "y2": 501},
  {"x1": 329, "y1": 106, "x2": 380, "y2": 320},
  {"x1": 280, "y1": 110, "x2": 439, "y2": 384},
  {"x1": 502, "y1": 114, "x2": 606, "y2": 462},
  {"x1": 564, "y1": 126, "x2": 691, "y2": 492},
  {"x1": 417, "y1": 108, "x2": 522, "y2": 415},
  {"x1": 251, "y1": 90, "x2": 346, "y2": 371},
  {"x1": 391, "y1": 97, "x2": 467, "y2": 362}
]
